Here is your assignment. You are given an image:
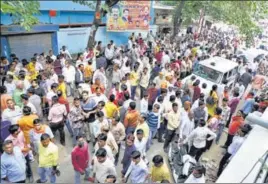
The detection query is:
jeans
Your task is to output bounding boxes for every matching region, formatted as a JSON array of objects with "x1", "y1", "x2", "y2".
[
  {"x1": 65, "y1": 119, "x2": 74, "y2": 136},
  {"x1": 147, "y1": 129, "x2": 158, "y2": 150},
  {"x1": 25, "y1": 154, "x2": 33, "y2": 178},
  {"x1": 216, "y1": 124, "x2": 225, "y2": 144},
  {"x1": 74, "y1": 165, "x2": 90, "y2": 184},
  {"x1": 217, "y1": 152, "x2": 232, "y2": 177},
  {"x1": 73, "y1": 127, "x2": 84, "y2": 146},
  {"x1": 126, "y1": 127, "x2": 136, "y2": 135},
  {"x1": 131, "y1": 85, "x2": 137, "y2": 100},
  {"x1": 66, "y1": 82, "x2": 74, "y2": 97},
  {"x1": 50, "y1": 122, "x2": 65, "y2": 145},
  {"x1": 38, "y1": 167, "x2": 56, "y2": 183},
  {"x1": 84, "y1": 122, "x2": 91, "y2": 142},
  {"x1": 163, "y1": 129, "x2": 175, "y2": 150}
]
